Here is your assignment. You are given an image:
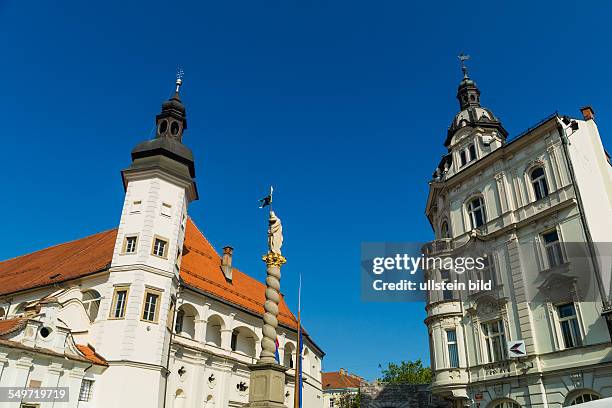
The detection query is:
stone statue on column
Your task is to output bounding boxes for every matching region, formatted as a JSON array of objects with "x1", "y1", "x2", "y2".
[{"x1": 246, "y1": 209, "x2": 288, "y2": 408}]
